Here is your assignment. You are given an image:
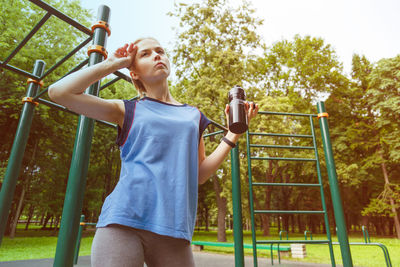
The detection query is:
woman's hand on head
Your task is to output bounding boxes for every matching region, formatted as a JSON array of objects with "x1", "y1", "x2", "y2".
[{"x1": 107, "y1": 43, "x2": 138, "y2": 70}]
